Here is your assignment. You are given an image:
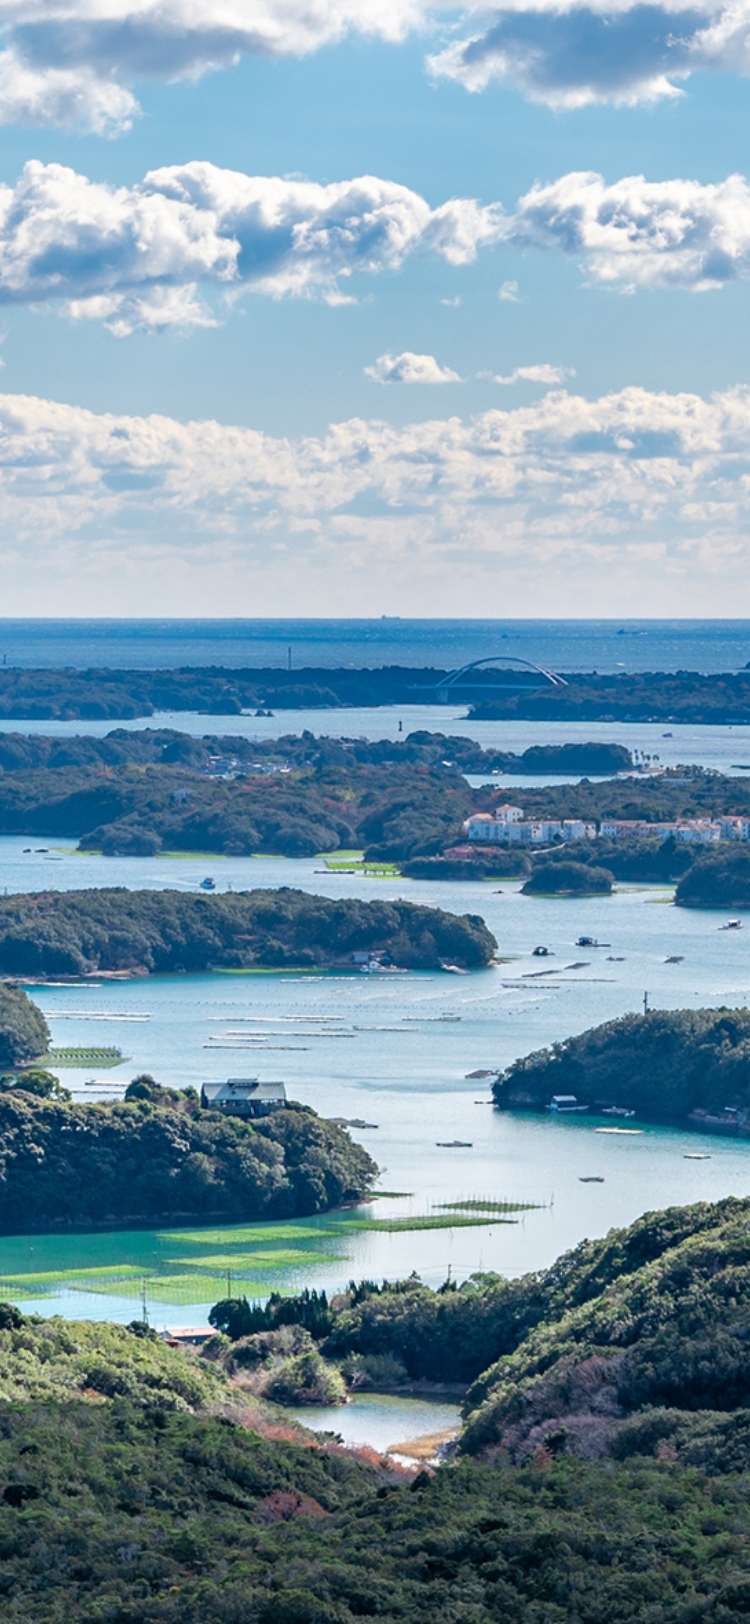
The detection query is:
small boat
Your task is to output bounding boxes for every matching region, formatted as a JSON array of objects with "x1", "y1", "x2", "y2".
[
  {"x1": 579, "y1": 1176, "x2": 604, "y2": 1183},
  {"x1": 436, "y1": 1140, "x2": 473, "y2": 1147},
  {"x1": 662, "y1": 732, "x2": 673, "y2": 738},
  {"x1": 200, "y1": 877, "x2": 216, "y2": 891},
  {"x1": 595, "y1": 1126, "x2": 643, "y2": 1135},
  {"x1": 440, "y1": 963, "x2": 469, "y2": 974},
  {"x1": 731, "y1": 764, "x2": 750, "y2": 770},
  {"x1": 665, "y1": 955, "x2": 684, "y2": 963},
  {"x1": 532, "y1": 945, "x2": 553, "y2": 957},
  {"x1": 576, "y1": 937, "x2": 610, "y2": 949},
  {"x1": 601, "y1": 1107, "x2": 635, "y2": 1118},
  {"x1": 360, "y1": 960, "x2": 408, "y2": 975},
  {"x1": 720, "y1": 919, "x2": 743, "y2": 930},
  {"x1": 684, "y1": 1152, "x2": 711, "y2": 1160}
]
